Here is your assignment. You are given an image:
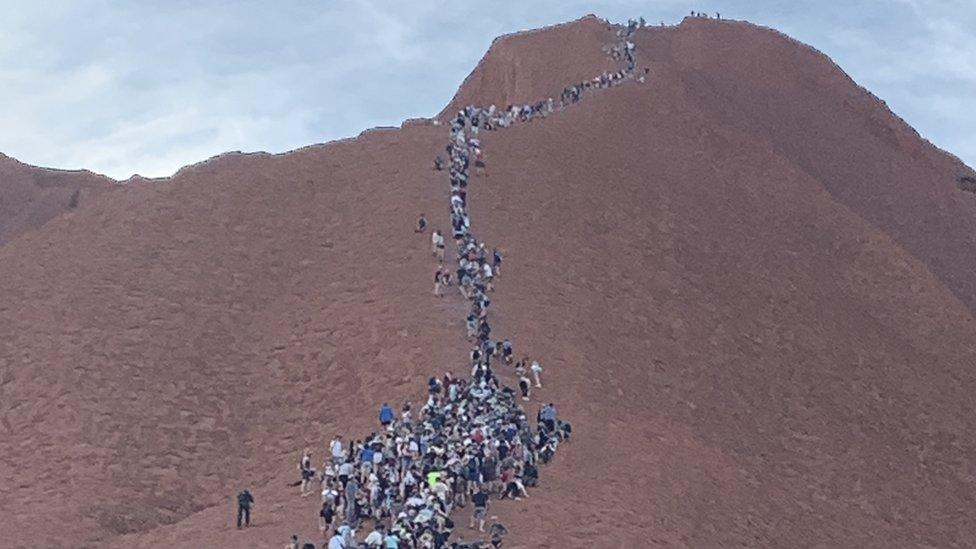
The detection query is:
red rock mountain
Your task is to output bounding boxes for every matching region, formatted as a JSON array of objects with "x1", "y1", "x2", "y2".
[
  {"x1": 2, "y1": 15, "x2": 975, "y2": 548},
  {"x1": 0, "y1": 153, "x2": 114, "y2": 245}
]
